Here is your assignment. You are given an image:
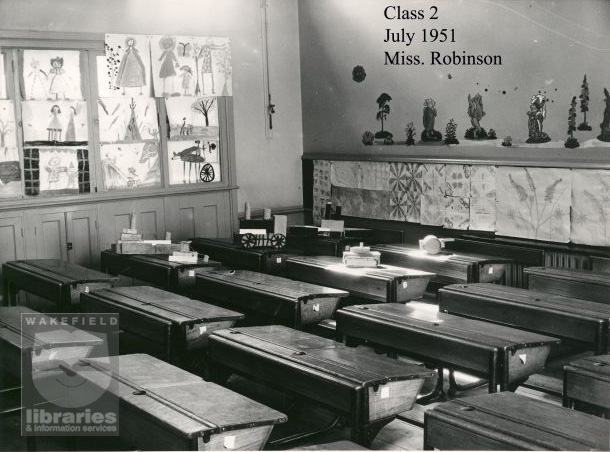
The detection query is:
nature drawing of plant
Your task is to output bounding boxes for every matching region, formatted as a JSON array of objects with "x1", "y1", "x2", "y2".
[
  {"x1": 574, "y1": 175, "x2": 610, "y2": 242},
  {"x1": 505, "y1": 168, "x2": 568, "y2": 239}
]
